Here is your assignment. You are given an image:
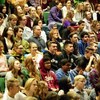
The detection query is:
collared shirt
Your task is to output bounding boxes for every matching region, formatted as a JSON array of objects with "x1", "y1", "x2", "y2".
[{"x1": 74, "y1": 87, "x2": 89, "y2": 100}]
